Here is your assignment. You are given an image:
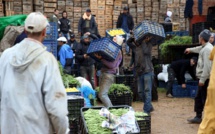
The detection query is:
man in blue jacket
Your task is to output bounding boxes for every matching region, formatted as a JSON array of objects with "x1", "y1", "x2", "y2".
[{"x1": 57, "y1": 37, "x2": 73, "y2": 74}]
